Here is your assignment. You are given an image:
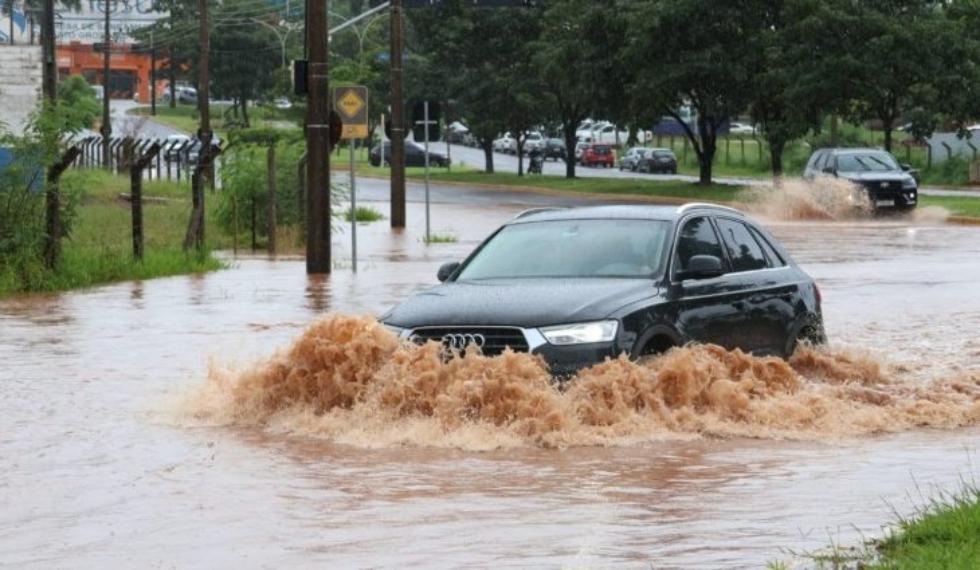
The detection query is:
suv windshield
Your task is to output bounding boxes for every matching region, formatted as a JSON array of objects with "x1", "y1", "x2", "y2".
[
  {"x1": 652, "y1": 150, "x2": 675, "y2": 158},
  {"x1": 457, "y1": 219, "x2": 670, "y2": 279},
  {"x1": 836, "y1": 152, "x2": 899, "y2": 172}
]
